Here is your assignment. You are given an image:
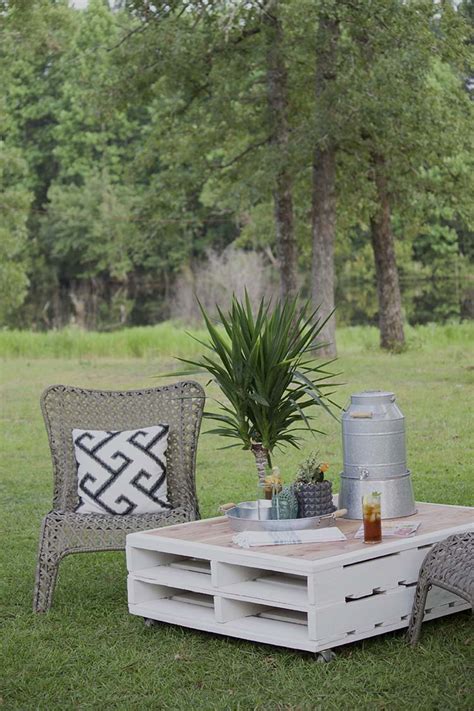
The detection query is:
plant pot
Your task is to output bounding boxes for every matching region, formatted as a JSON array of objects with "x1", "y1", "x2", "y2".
[{"x1": 295, "y1": 480, "x2": 335, "y2": 518}]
